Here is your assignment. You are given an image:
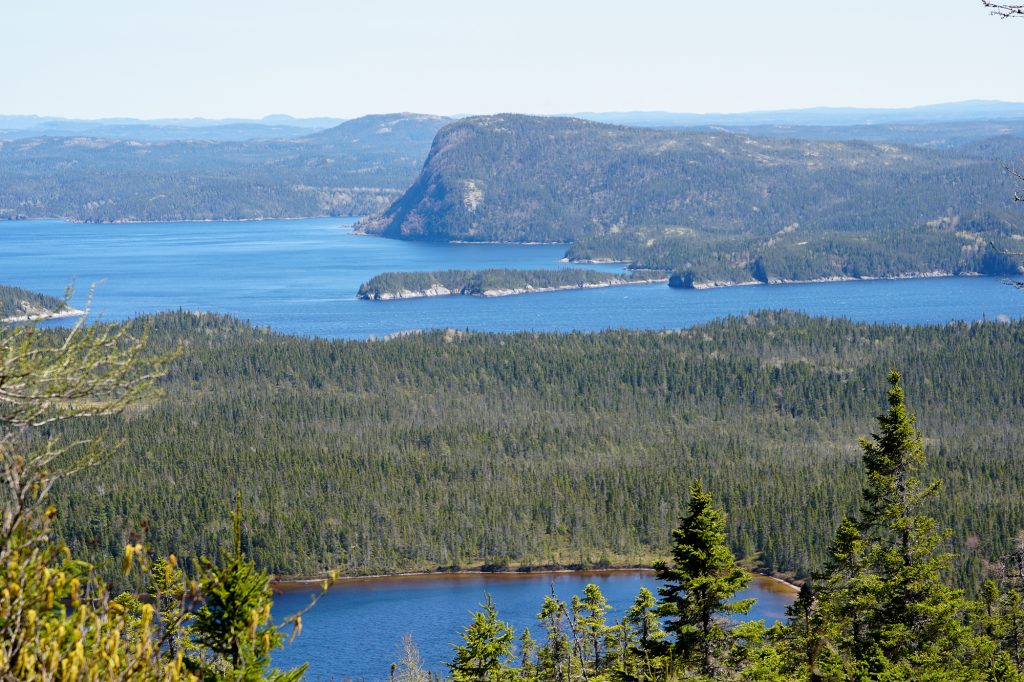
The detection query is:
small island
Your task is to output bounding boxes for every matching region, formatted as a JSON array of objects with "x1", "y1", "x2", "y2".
[
  {"x1": 0, "y1": 284, "x2": 83, "y2": 322},
  {"x1": 357, "y1": 268, "x2": 668, "y2": 300}
]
